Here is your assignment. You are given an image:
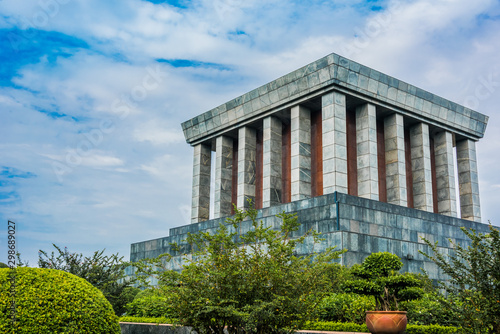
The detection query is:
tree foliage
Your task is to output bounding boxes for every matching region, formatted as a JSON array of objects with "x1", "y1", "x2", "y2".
[
  {"x1": 400, "y1": 292, "x2": 460, "y2": 326},
  {"x1": 421, "y1": 224, "x2": 500, "y2": 334},
  {"x1": 342, "y1": 252, "x2": 423, "y2": 311},
  {"x1": 38, "y1": 244, "x2": 137, "y2": 316},
  {"x1": 125, "y1": 288, "x2": 175, "y2": 318},
  {"x1": 316, "y1": 293, "x2": 375, "y2": 324},
  {"x1": 134, "y1": 204, "x2": 345, "y2": 334}
]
